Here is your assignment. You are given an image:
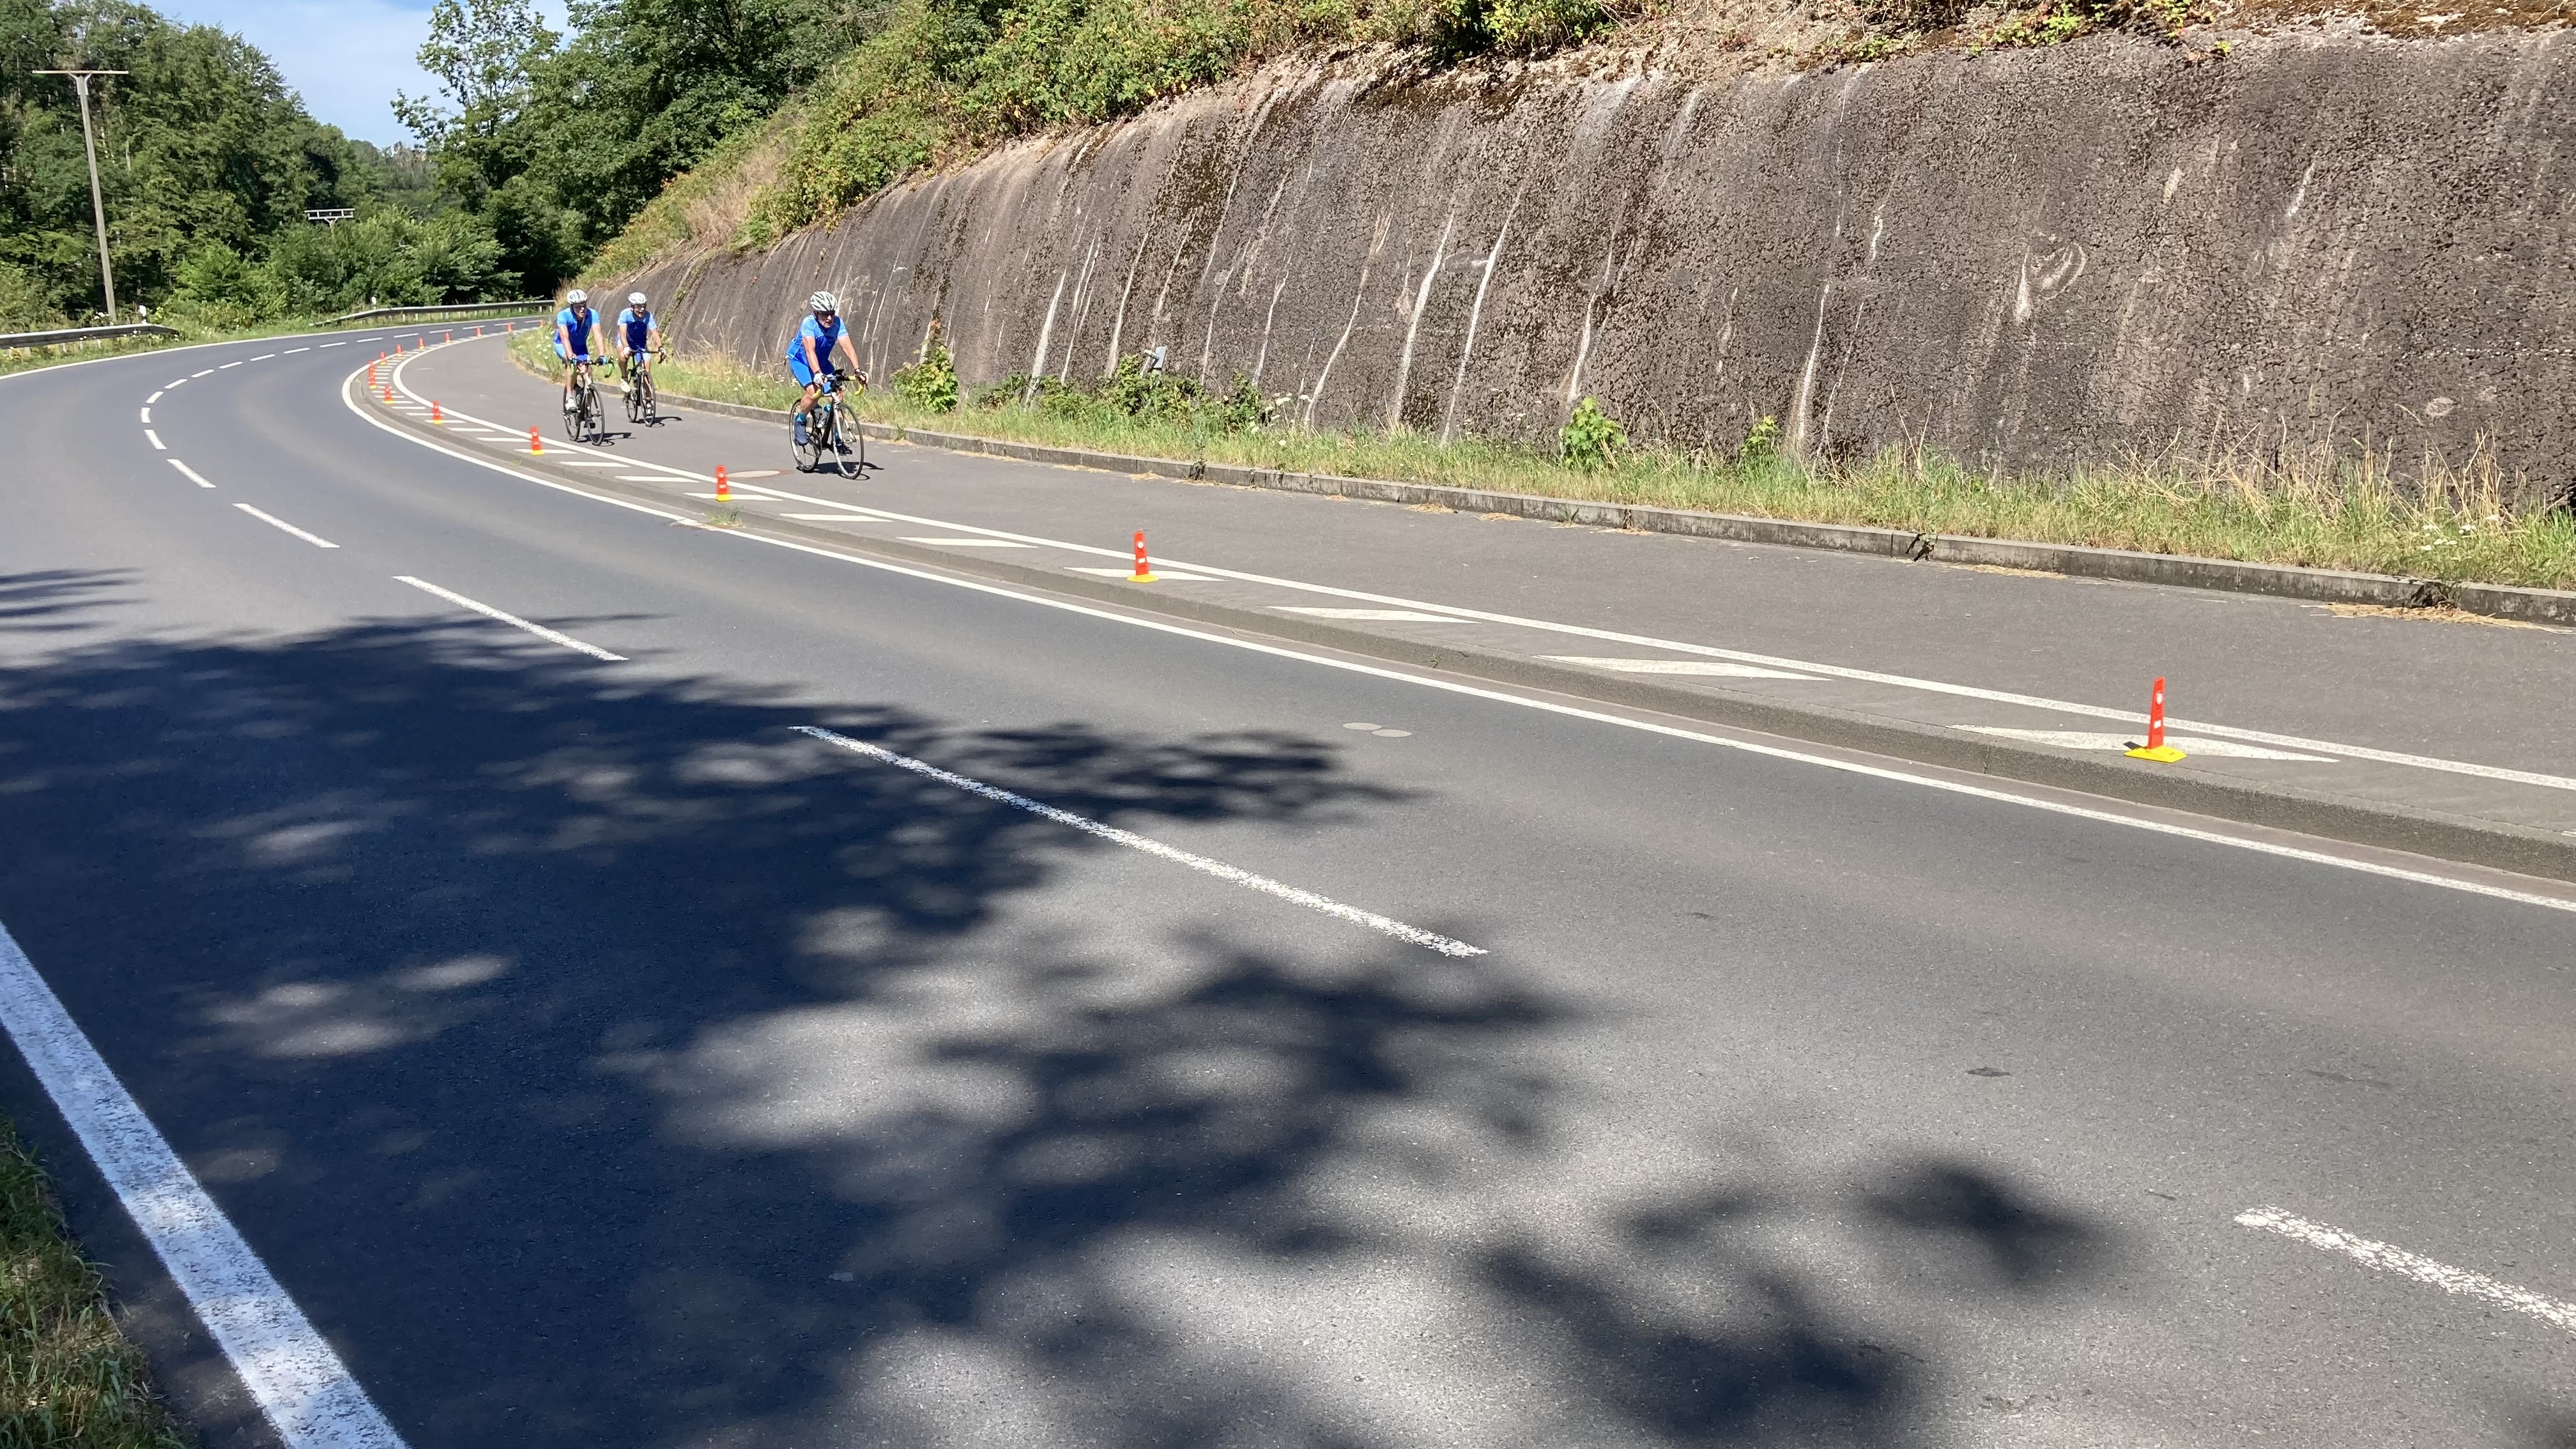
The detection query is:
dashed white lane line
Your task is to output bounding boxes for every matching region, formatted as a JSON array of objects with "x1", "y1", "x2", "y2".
[
  {"x1": 2237, "y1": 1208, "x2": 2576, "y2": 1337},
  {"x1": 218, "y1": 361, "x2": 242, "y2": 369},
  {"x1": 1277, "y1": 607, "x2": 1464, "y2": 621},
  {"x1": 794, "y1": 725, "x2": 1484, "y2": 956},
  {"x1": 318, "y1": 342, "x2": 344, "y2": 348},
  {"x1": 0, "y1": 919, "x2": 410, "y2": 1448},
  {"x1": 191, "y1": 369, "x2": 213, "y2": 377},
  {"x1": 904, "y1": 537, "x2": 1036, "y2": 547},
  {"x1": 168, "y1": 459, "x2": 215, "y2": 489},
  {"x1": 144, "y1": 392, "x2": 160, "y2": 405},
  {"x1": 347, "y1": 360, "x2": 2576, "y2": 923},
  {"x1": 139, "y1": 406, "x2": 151, "y2": 424},
  {"x1": 392, "y1": 576, "x2": 625, "y2": 661},
  {"x1": 285, "y1": 347, "x2": 310, "y2": 355},
  {"x1": 144, "y1": 429, "x2": 164, "y2": 450},
  {"x1": 165, "y1": 378, "x2": 185, "y2": 388},
  {"x1": 251, "y1": 353, "x2": 275, "y2": 361},
  {"x1": 233, "y1": 503, "x2": 339, "y2": 549},
  {"x1": 1959, "y1": 727, "x2": 2337, "y2": 762},
  {"x1": 1546, "y1": 656, "x2": 1818, "y2": 680}
]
